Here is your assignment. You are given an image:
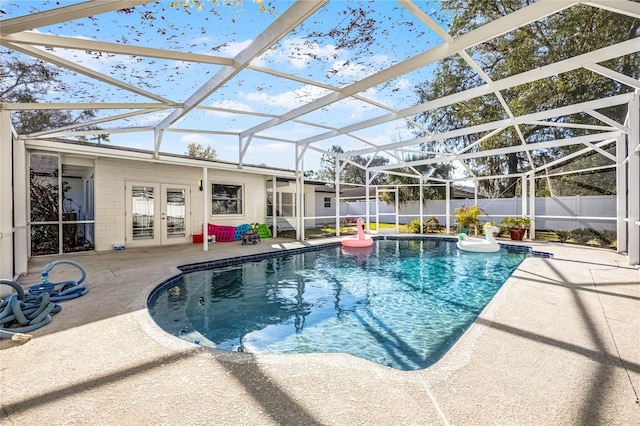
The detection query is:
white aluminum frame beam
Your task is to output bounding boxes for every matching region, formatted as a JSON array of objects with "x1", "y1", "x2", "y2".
[
  {"x1": 0, "y1": 0, "x2": 150, "y2": 36},
  {"x1": 584, "y1": 63, "x2": 640, "y2": 90},
  {"x1": 616, "y1": 134, "x2": 627, "y2": 255},
  {"x1": 347, "y1": 93, "x2": 632, "y2": 161},
  {"x1": 31, "y1": 127, "x2": 153, "y2": 138},
  {"x1": 297, "y1": 38, "x2": 638, "y2": 150},
  {"x1": 2, "y1": 43, "x2": 174, "y2": 104},
  {"x1": 532, "y1": 139, "x2": 615, "y2": 173},
  {"x1": 241, "y1": 0, "x2": 576, "y2": 139},
  {"x1": 1, "y1": 31, "x2": 234, "y2": 66},
  {"x1": 0, "y1": 111, "x2": 13, "y2": 280},
  {"x1": 583, "y1": 0, "x2": 640, "y2": 19},
  {"x1": 527, "y1": 120, "x2": 615, "y2": 132},
  {"x1": 586, "y1": 109, "x2": 629, "y2": 133},
  {"x1": 370, "y1": 131, "x2": 620, "y2": 171},
  {"x1": 3, "y1": 103, "x2": 170, "y2": 110},
  {"x1": 627, "y1": 92, "x2": 640, "y2": 264},
  {"x1": 153, "y1": 1, "x2": 328, "y2": 155},
  {"x1": 25, "y1": 109, "x2": 162, "y2": 138}
]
